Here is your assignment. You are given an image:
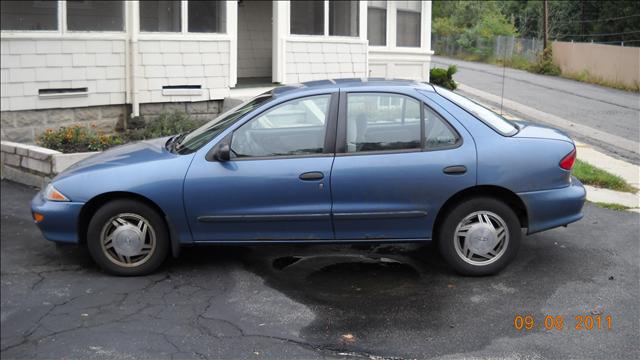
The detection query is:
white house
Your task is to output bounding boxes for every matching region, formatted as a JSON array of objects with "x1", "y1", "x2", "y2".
[{"x1": 0, "y1": 0, "x2": 433, "y2": 142}]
